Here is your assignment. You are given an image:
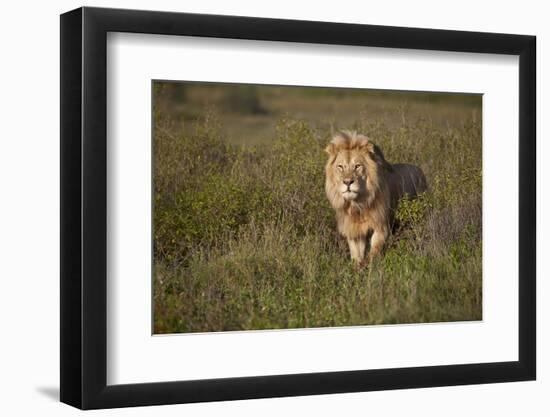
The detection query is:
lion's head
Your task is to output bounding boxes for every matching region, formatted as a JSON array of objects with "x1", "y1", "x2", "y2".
[{"x1": 324, "y1": 131, "x2": 392, "y2": 211}]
